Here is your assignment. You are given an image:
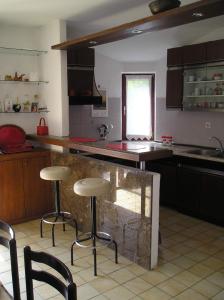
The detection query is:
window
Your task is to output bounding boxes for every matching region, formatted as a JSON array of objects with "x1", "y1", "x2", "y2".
[{"x1": 122, "y1": 74, "x2": 155, "y2": 140}]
